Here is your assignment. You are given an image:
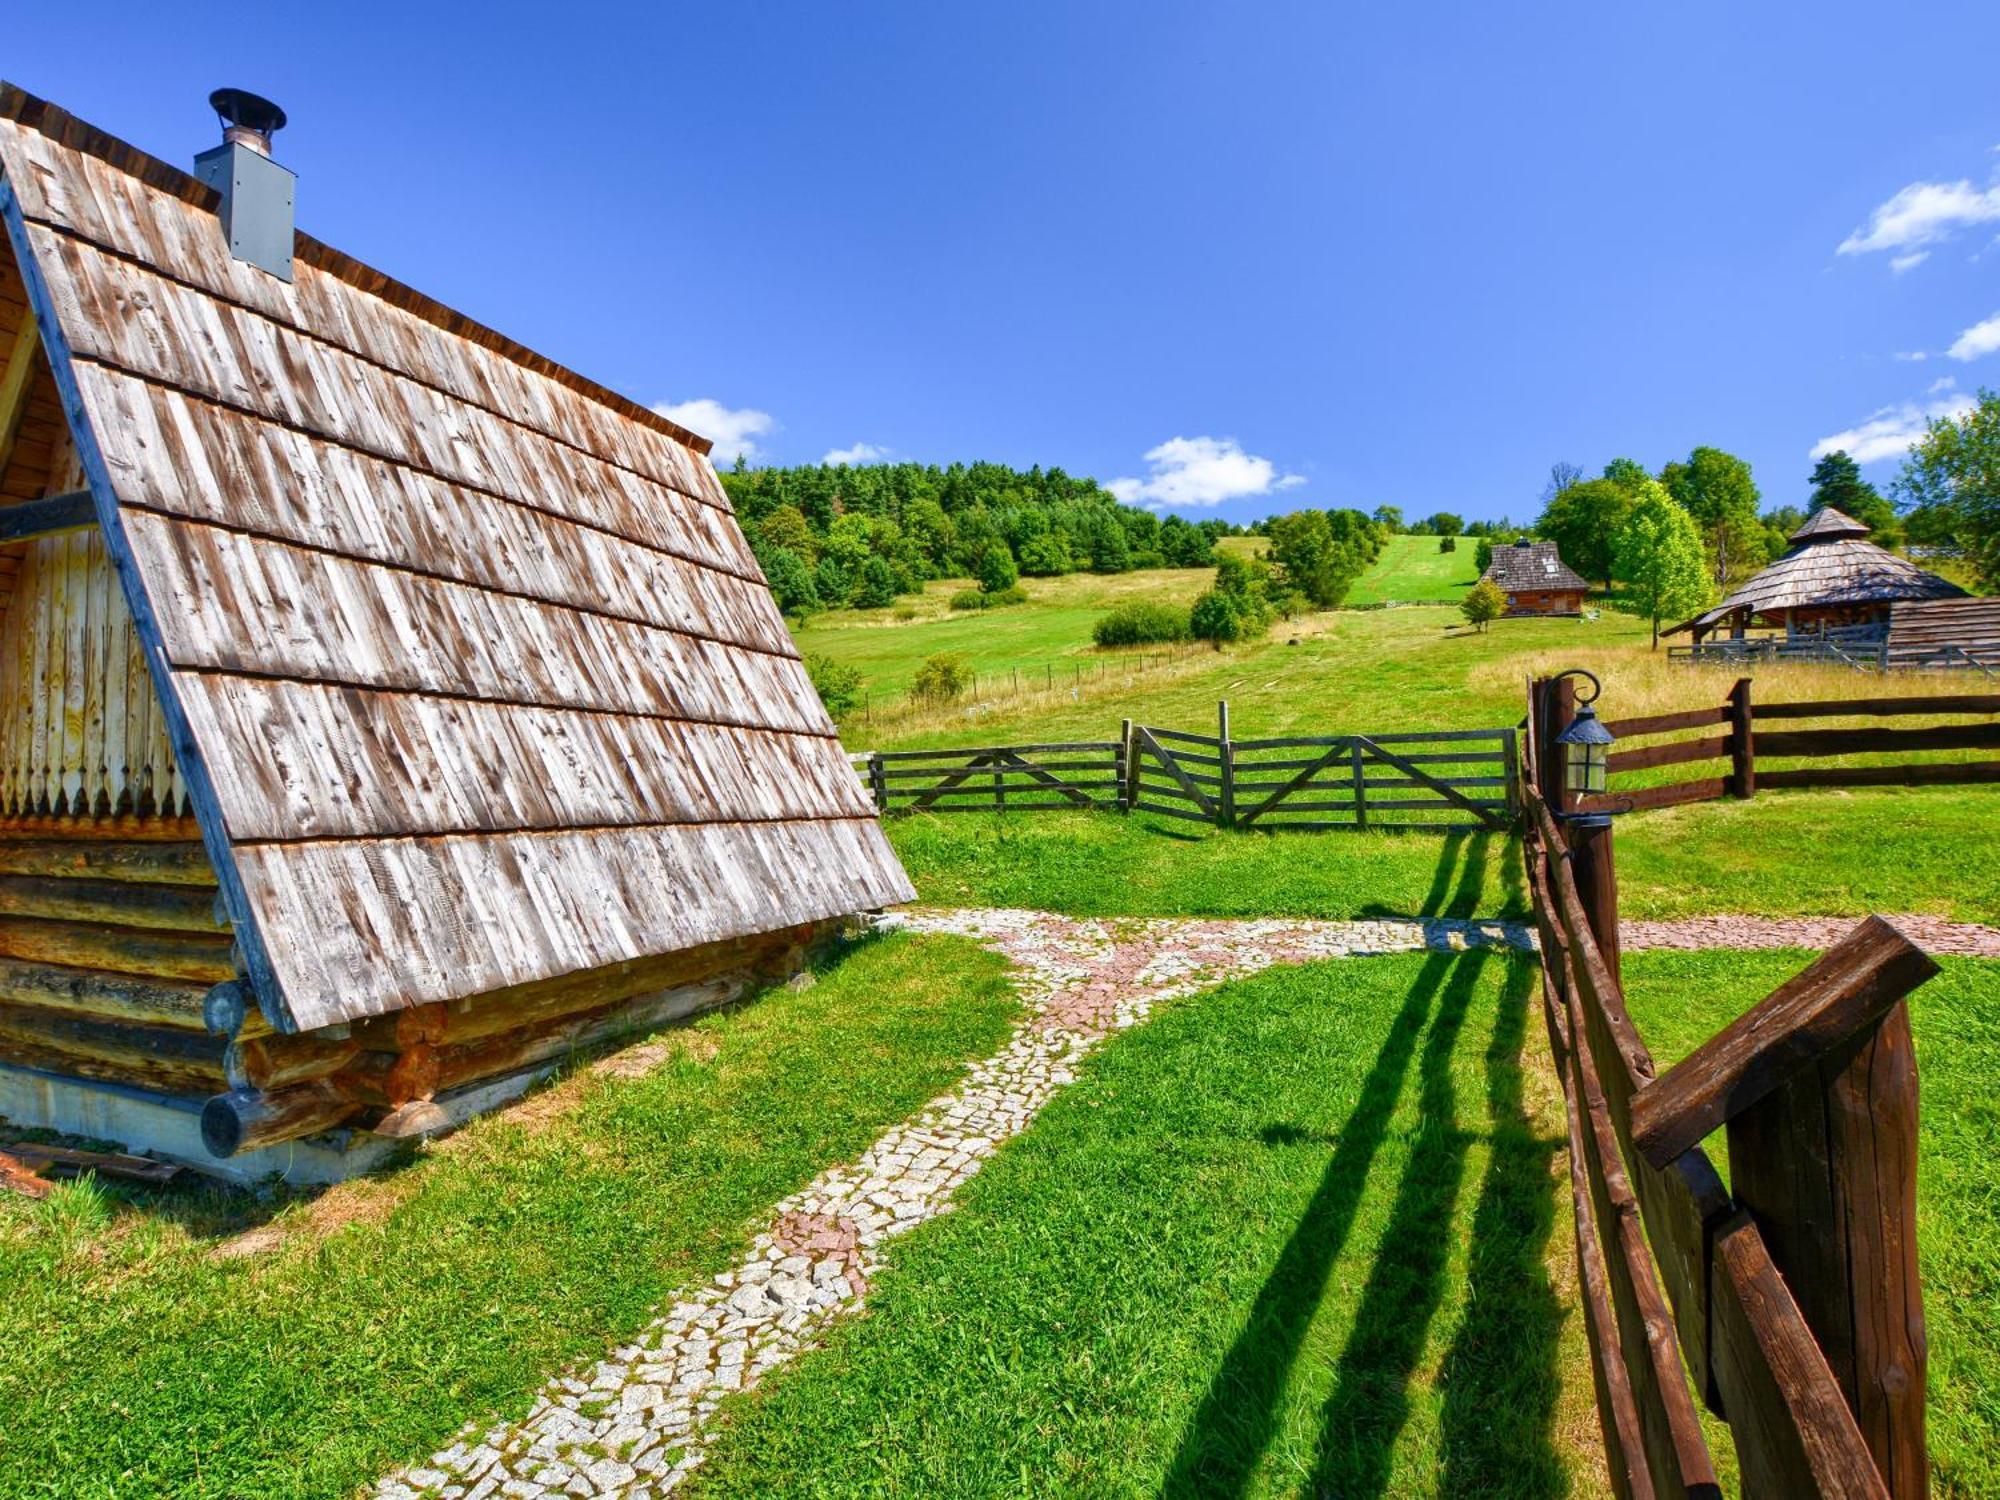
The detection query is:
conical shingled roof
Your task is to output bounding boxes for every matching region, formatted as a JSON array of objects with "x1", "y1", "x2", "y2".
[
  {"x1": 0, "y1": 84, "x2": 914, "y2": 1034},
  {"x1": 1790, "y1": 506, "x2": 1872, "y2": 543}
]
